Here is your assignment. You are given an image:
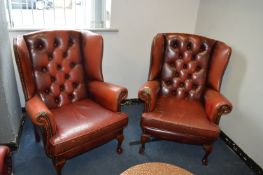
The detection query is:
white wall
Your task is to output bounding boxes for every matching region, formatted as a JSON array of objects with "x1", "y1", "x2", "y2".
[
  {"x1": 0, "y1": 0, "x2": 22, "y2": 143},
  {"x1": 102, "y1": 0, "x2": 200, "y2": 98},
  {"x1": 195, "y1": 0, "x2": 263, "y2": 167},
  {"x1": 10, "y1": 0, "x2": 200, "y2": 106}
]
